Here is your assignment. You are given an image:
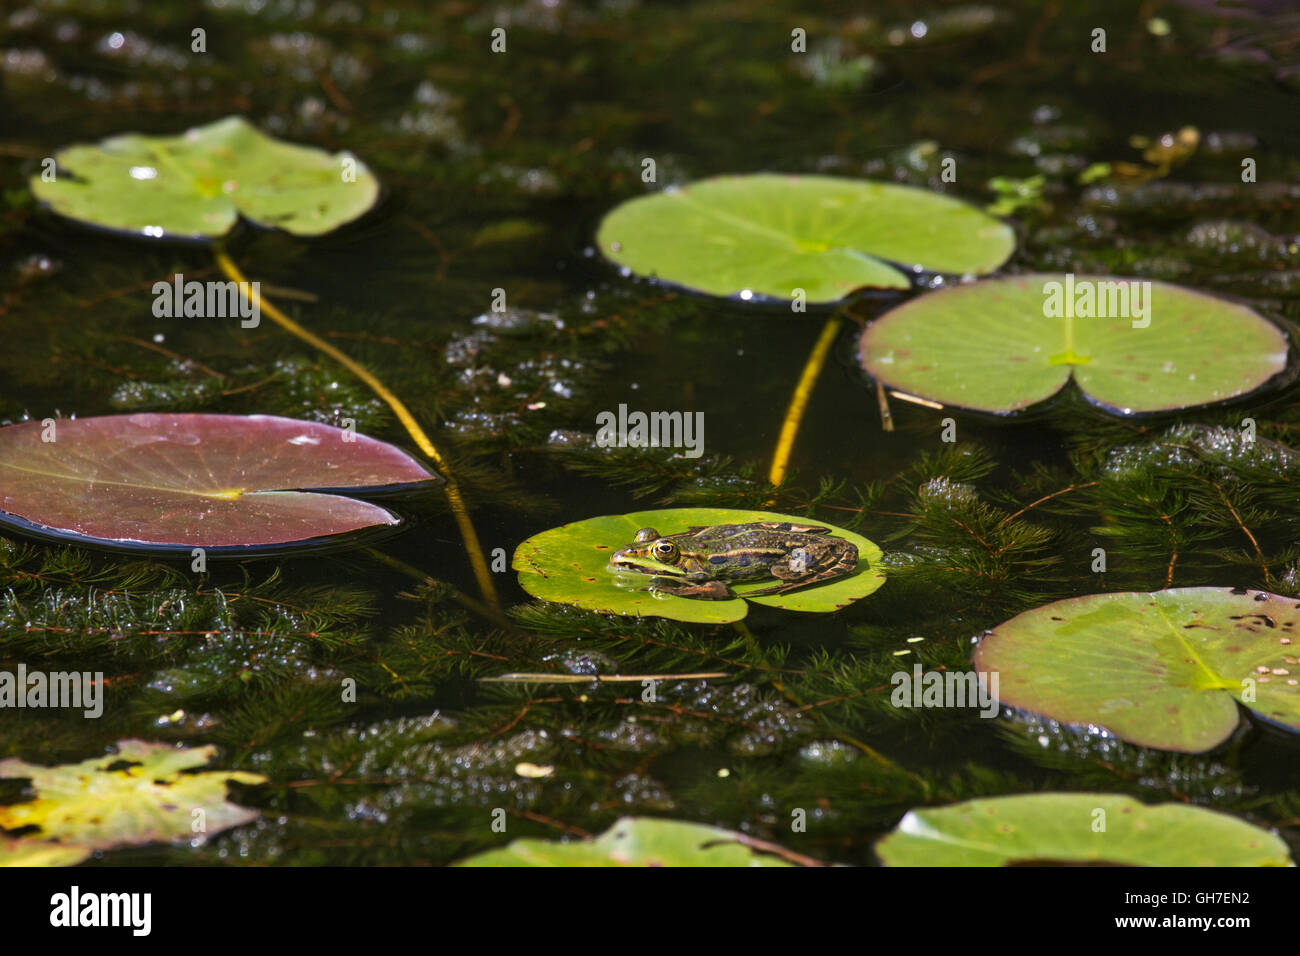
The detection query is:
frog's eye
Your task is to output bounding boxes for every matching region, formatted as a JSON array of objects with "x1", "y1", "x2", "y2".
[
  {"x1": 653, "y1": 540, "x2": 678, "y2": 560},
  {"x1": 633, "y1": 527, "x2": 659, "y2": 543}
]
